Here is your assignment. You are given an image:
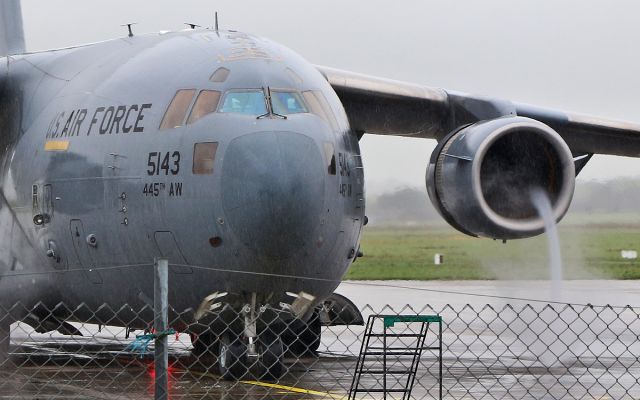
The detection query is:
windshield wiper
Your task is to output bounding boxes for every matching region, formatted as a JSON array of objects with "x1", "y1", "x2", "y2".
[{"x1": 257, "y1": 86, "x2": 287, "y2": 120}]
